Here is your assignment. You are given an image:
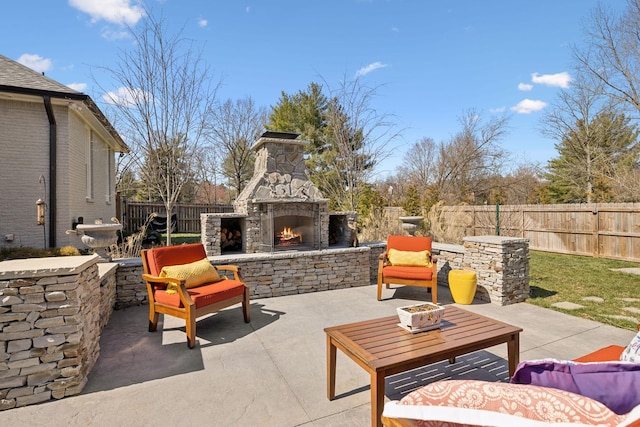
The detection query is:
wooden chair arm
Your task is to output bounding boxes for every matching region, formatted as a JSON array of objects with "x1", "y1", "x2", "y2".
[
  {"x1": 214, "y1": 264, "x2": 240, "y2": 273},
  {"x1": 214, "y1": 264, "x2": 244, "y2": 282},
  {"x1": 142, "y1": 273, "x2": 183, "y2": 286},
  {"x1": 141, "y1": 274, "x2": 194, "y2": 307}
]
